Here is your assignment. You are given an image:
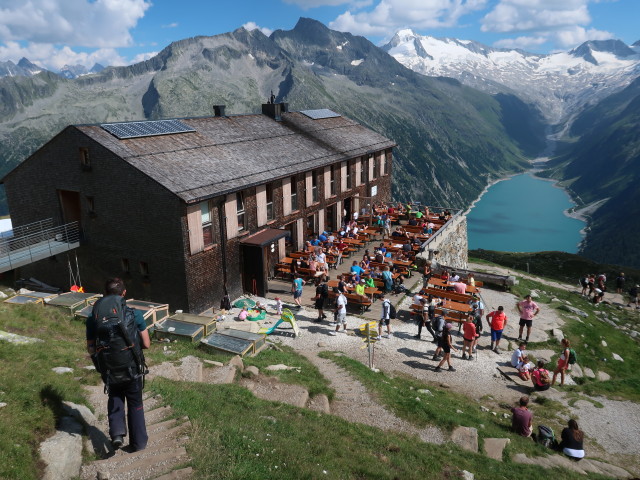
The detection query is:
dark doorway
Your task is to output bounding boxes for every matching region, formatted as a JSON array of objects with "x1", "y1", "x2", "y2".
[
  {"x1": 306, "y1": 213, "x2": 316, "y2": 239},
  {"x1": 58, "y1": 190, "x2": 82, "y2": 226},
  {"x1": 326, "y1": 204, "x2": 336, "y2": 234},
  {"x1": 241, "y1": 245, "x2": 266, "y2": 296}
]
